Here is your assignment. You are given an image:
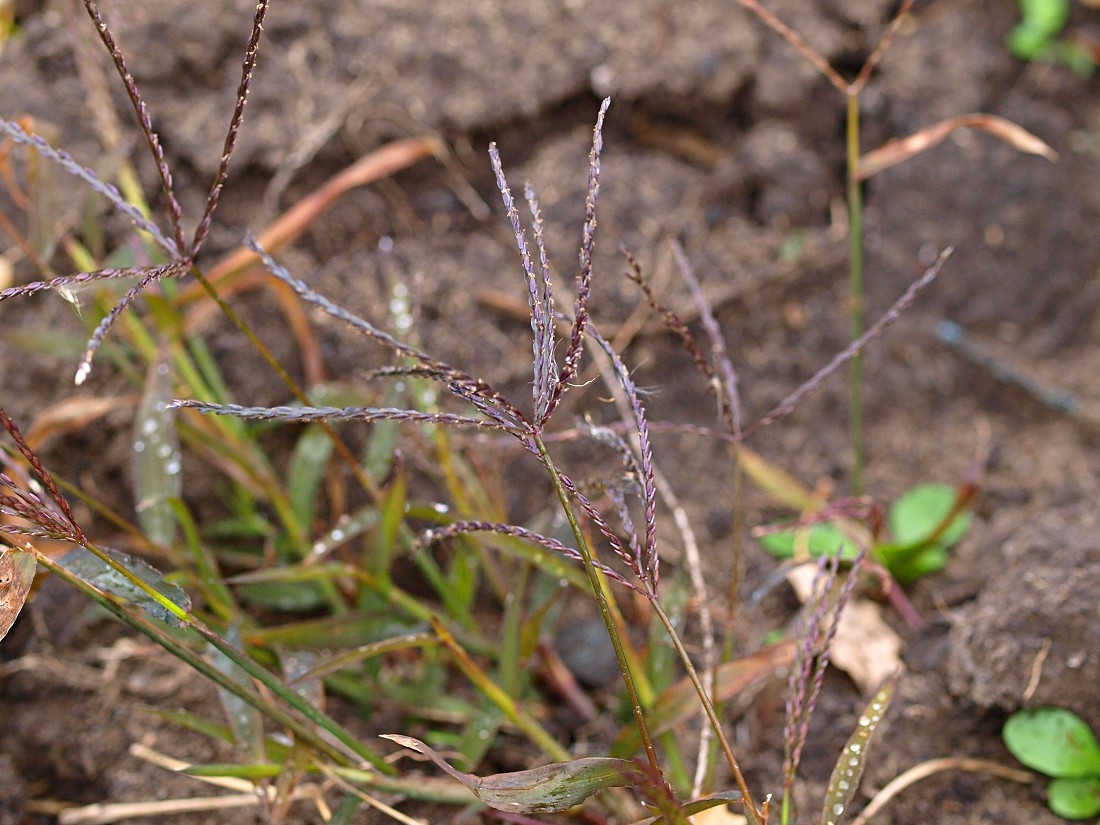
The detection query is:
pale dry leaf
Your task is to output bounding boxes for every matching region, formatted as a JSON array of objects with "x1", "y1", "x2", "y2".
[
  {"x1": 26, "y1": 395, "x2": 134, "y2": 449},
  {"x1": 856, "y1": 114, "x2": 1057, "y2": 181},
  {"x1": 690, "y1": 802, "x2": 748, "y2": 825},
  {"x1": 788, "y1": 565, "x2": 903, "y2": 694}
]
